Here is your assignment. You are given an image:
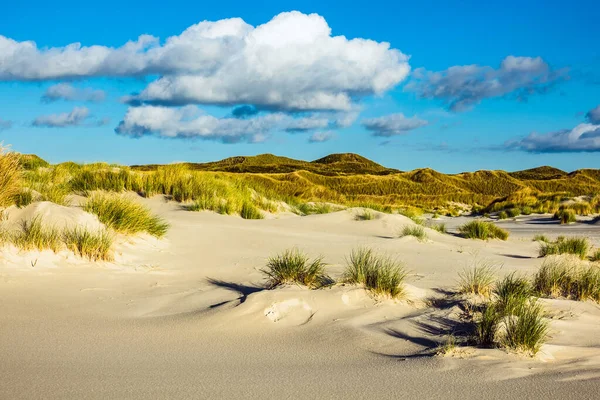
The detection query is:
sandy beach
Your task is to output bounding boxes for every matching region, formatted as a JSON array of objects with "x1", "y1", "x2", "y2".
[{"x1": 2, "y1": 196, "x2": 600, "y2": 399}]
